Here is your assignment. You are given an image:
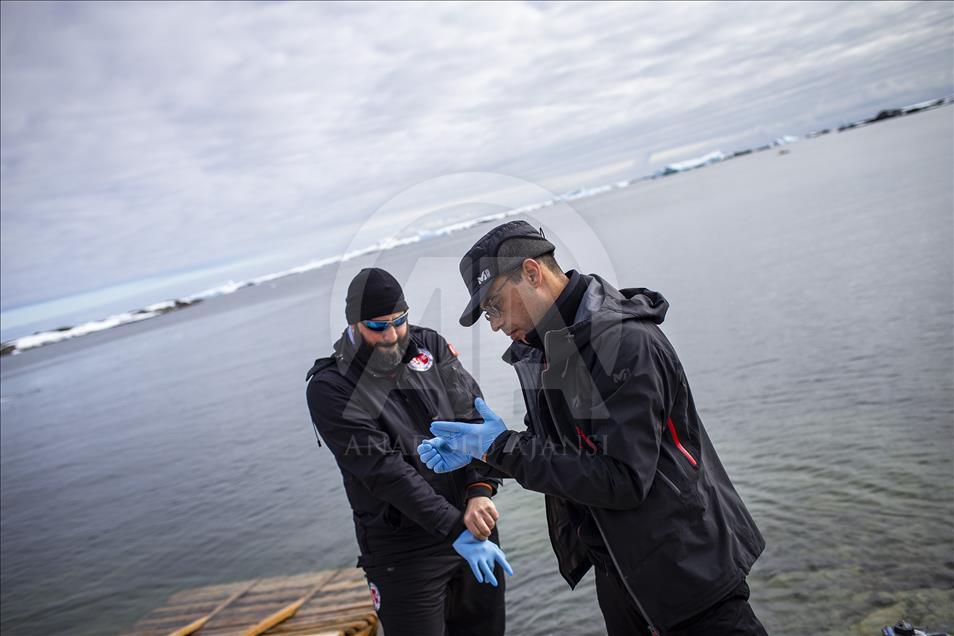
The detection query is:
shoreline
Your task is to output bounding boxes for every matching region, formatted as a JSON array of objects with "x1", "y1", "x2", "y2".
[{"x1": 3, "y1": 95, "x2": 951, "y2": 357}]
